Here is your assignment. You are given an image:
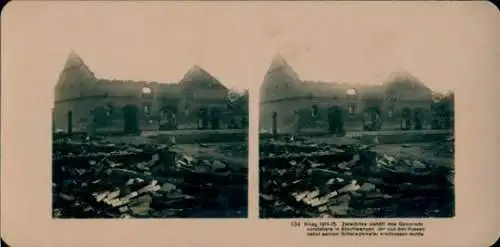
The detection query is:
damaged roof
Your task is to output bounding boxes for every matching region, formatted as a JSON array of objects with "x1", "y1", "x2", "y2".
[
  {"x1": 384, "y1": 69, "x2": 429, "y2": 91},
  {"x1": 299, "y1": 81, "x2": 385, "y2": 99},
  {"x1": 63, "y1": 50, "x2": 94, "y2": 74},
  {"x1": 179, "y1": 65, "x2": 227, "y2": 90},
  {"x1": 56, "y1": 51, "x2": 228, "y2": 100}
]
